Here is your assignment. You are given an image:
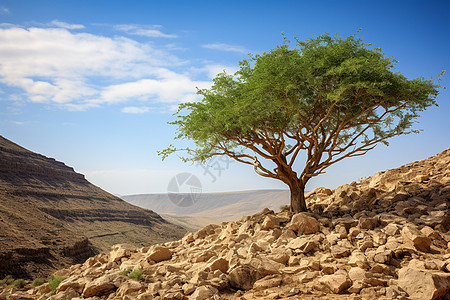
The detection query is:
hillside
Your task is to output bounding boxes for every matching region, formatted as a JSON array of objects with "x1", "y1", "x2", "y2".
[
  {"x1": 0, "y1": 136, "x2": 186, "y2": 279},
  {"x1": 122, "y1": 189, "x2": 290, "y2": 224},
  {"x1": 2, "y1": 147, "x2": 449, "y2": 299}
]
